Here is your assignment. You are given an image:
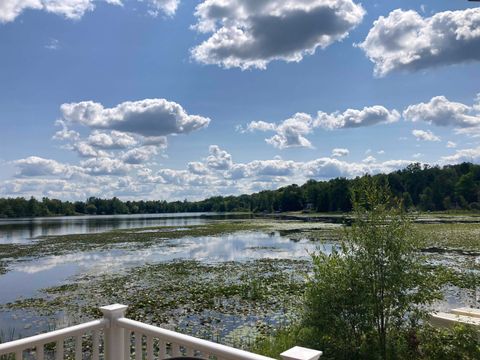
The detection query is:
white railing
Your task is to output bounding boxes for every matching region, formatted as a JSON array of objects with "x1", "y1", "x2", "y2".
[
  {"x1": 0, "y1": 304, "x2": 323, "y2": 360},
  {"x1": 0, "y1": 318, "x2": 106, "y2": 360}
]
